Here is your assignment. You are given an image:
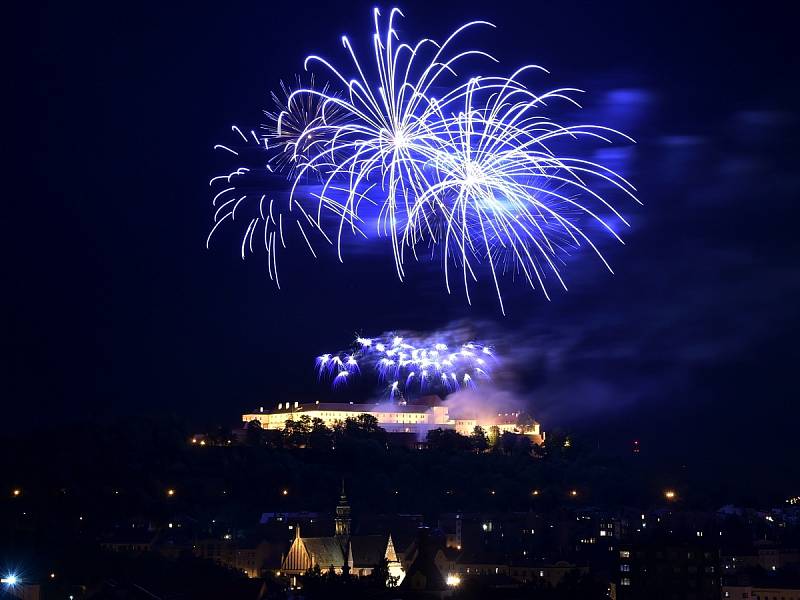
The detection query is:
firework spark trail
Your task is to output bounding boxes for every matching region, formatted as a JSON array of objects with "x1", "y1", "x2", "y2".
[
  {"x1": 316, "y1": 332, "x2": 496, "y2": 399},
  {"x1": 401, "y1": 70, "x2": 640, "y2": 313},
  {"x1": 264, "y1": 75, "x2": 350, "y2": 178},
  {"x1": 287, "y1": 7, "x2": 497, "y2": 275},
  {"x1": 208, "y1": 8, "x2": 639, "y2": 312},
  {"x1": 207, "y1": 78, "x2": 366, "y2": 287}
]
